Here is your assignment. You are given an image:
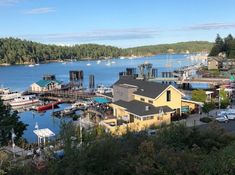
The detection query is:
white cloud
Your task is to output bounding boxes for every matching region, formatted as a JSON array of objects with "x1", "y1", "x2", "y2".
[
  {"x1": 184, "y1": 22, "x2": 235, "y2": 31},
  {"x1": 24, "y1": 7, "x2": 55, "y2": 14},
  {"x1": 0, "y1": 0, "x2": 22, "y2": 5},
  {"x1": 17, "y1": 28, "x2": 159, "y2": 43}
]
